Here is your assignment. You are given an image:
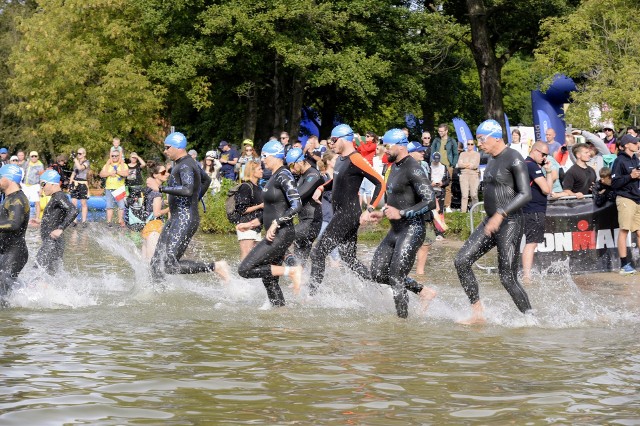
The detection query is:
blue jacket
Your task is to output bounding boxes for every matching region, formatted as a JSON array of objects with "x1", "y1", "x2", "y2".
[{"x1": 611, "y1": 152, "x2": 640, "y2": 203}]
